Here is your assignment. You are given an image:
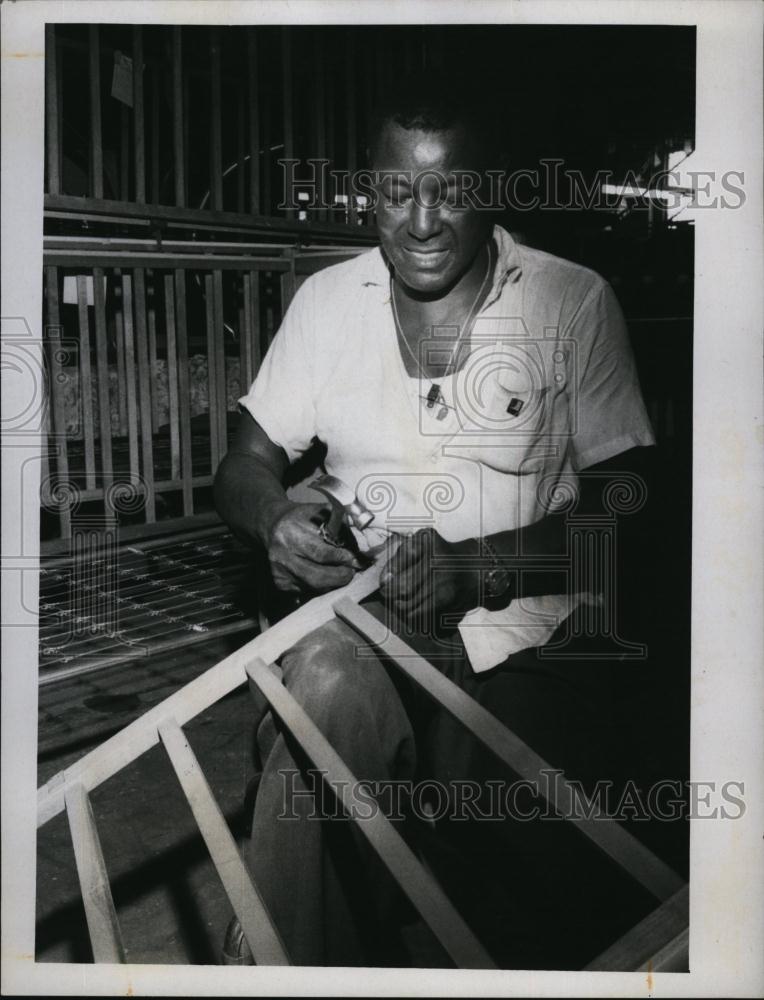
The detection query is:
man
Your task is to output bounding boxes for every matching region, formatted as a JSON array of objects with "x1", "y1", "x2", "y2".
[{"x1": 214, "y1": 76, "x2": 655, "y2": 967}]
